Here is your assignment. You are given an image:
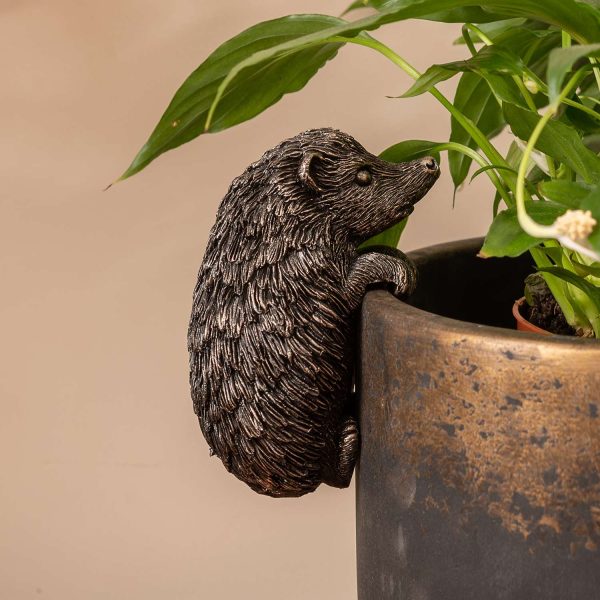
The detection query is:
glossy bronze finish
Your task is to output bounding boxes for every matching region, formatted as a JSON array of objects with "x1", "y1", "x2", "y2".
[
  {"x1": 357, "y1": 238, "x2": 600, "y2": 600},
  {"x1": 189, "y1": 128, "x2": 439, "y2": 498}
]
